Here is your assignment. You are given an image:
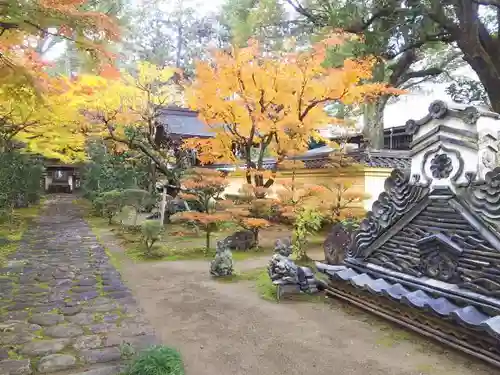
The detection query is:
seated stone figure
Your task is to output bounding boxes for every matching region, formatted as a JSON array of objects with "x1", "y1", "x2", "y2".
[
  {"x1": 274, "y1": 237, "x2": 292, "y2": 257},
  {"x1": 267, "y1": 254, "x2": 319, "y2": 299},
  {"x1": 223, "y1": 230, "x2": 256, "y2": 251},
  {"x1": 210, "y1": 240, "x2": 234, "y2": 277}
]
